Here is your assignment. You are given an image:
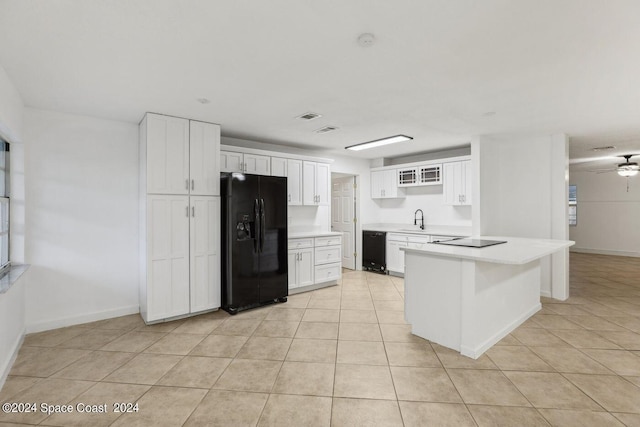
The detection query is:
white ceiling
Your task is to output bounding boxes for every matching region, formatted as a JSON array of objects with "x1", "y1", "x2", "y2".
[{"x1": 1, "y1": 0, "x2": 640, "y2": 161}]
